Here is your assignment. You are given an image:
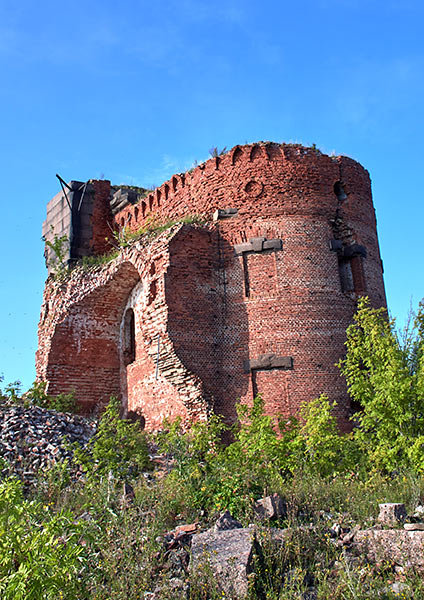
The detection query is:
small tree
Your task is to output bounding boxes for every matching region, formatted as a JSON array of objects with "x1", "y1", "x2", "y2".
[
  {"x1": 73, "y1": 397, "x2": 150, "y2": 480},
  {"x1": 43, "y1": 226, "x2": 69, "y2": 275},
  {"x1": 338, "y1": 297, "x2": 424, "y2": 472}
]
